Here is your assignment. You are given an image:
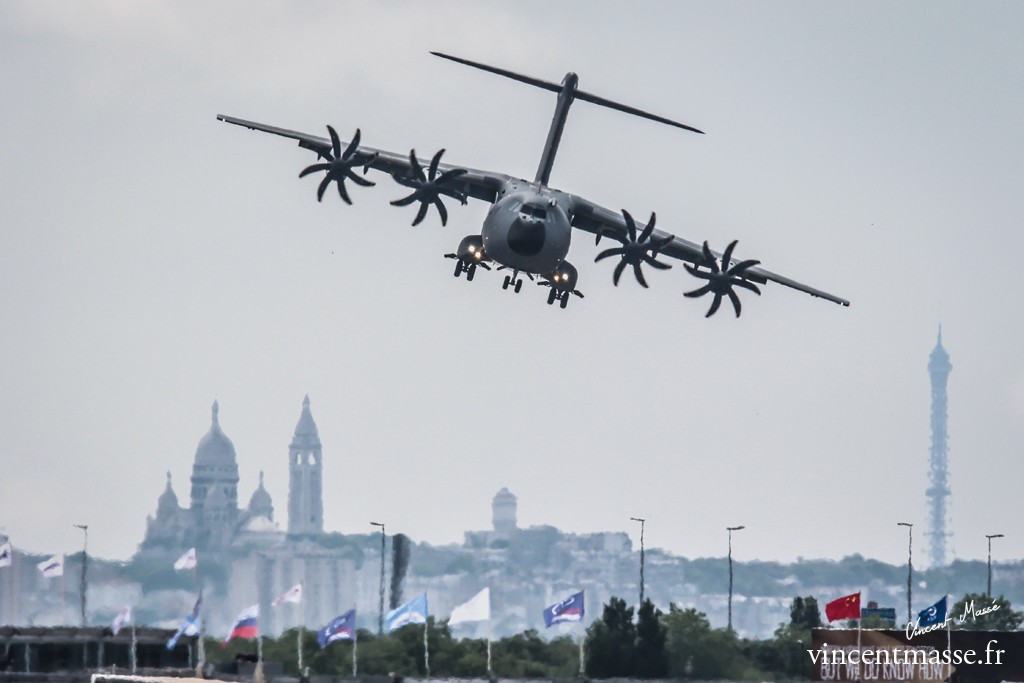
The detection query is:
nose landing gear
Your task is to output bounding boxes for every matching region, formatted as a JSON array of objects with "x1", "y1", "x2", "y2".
[{"x1": 497, "y1": 267, "x2": 533, "y2": 294}]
